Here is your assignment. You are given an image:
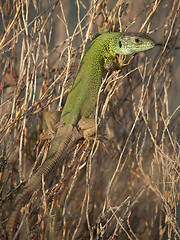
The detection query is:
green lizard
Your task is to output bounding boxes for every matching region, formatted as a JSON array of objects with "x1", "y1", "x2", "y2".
[{"x1": 6, "y1": 32, "x2": 155, "y2": 239}]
